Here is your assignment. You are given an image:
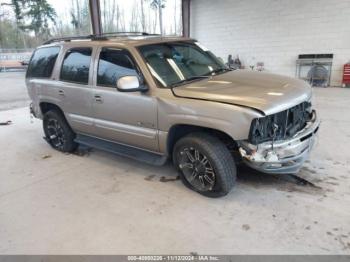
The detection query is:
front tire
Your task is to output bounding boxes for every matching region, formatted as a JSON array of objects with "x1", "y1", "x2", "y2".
[
  {"x1": 173, "y1": 133, "x2": 236, "y2": 197},
  {"x1": 43, "y1": 110, "x2": 77, "y2": 153}
]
